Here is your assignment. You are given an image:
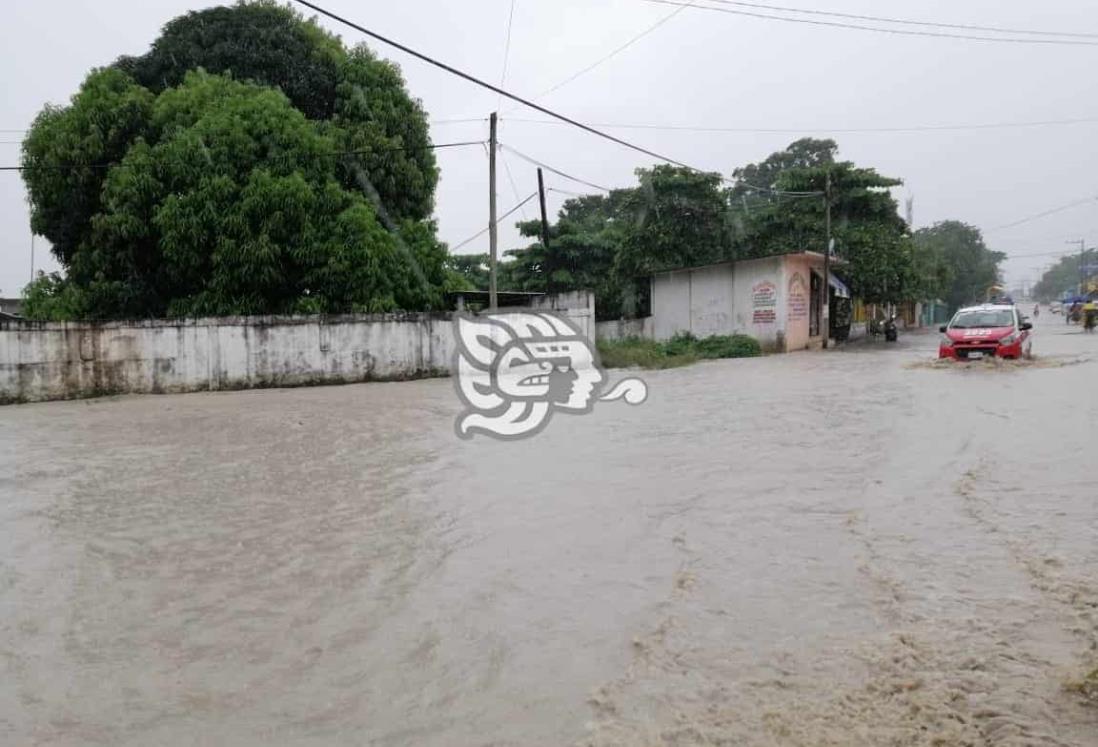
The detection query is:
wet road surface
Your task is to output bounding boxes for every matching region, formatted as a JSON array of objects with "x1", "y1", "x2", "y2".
[{"x1": 2, "y1": 312, "x2": 1097, "y2": 745}]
